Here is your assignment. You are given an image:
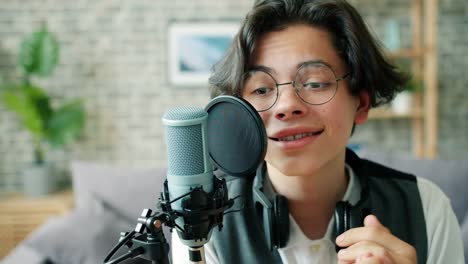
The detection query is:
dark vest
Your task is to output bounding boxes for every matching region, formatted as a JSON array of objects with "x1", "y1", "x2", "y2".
[{"x1": 210, "y1": 149, "x2": 428, "y2": 264}]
